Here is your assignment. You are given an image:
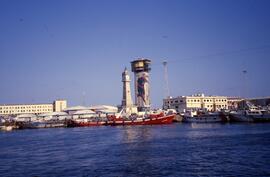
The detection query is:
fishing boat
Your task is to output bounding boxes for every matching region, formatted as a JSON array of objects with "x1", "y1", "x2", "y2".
[
  {"x1": 183, "y1": 110, "x2": 224, "y2": 123},
  {"x1": 66, "y1": 109, "x2": 108, "y2": 127},
  {"x1": 14, "y1": 112, "x2": 69, "y2": 129},
  {"x1": 229, "y1": 99, "x2": 270, "y2": 122},
  {"x1": 66, "y1": 110, "x2": 175, "y2": 127},
  {"x1": 107, "y1": 110, "x2": 175, "y2": 126}
]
